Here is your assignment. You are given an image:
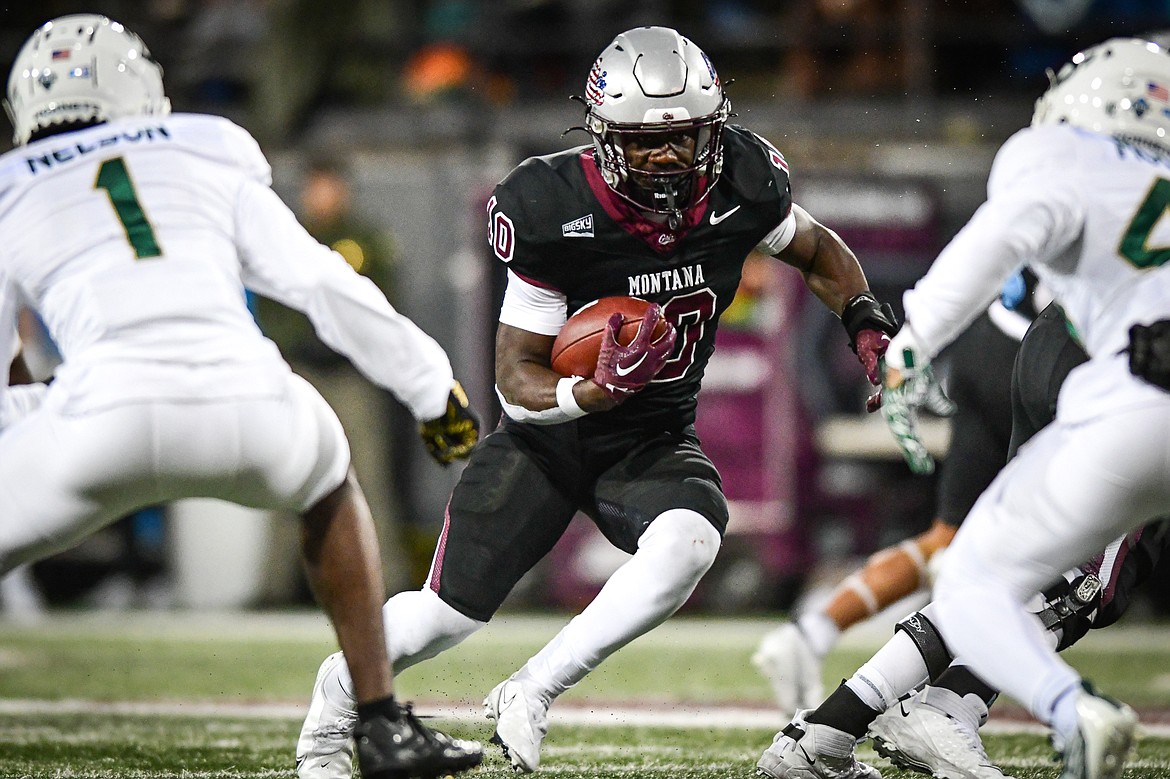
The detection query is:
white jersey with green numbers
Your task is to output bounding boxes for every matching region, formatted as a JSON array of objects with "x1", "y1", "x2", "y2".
[
  {"x1": 902, "y1": 125, "x2": 1170, "y2": 748},
  {"x1": 0, "y1": 113, "x2": 452, "y2": 421},
  {"x1": 900, "y1": 124, "x2": 1170, "y2": 365}
]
